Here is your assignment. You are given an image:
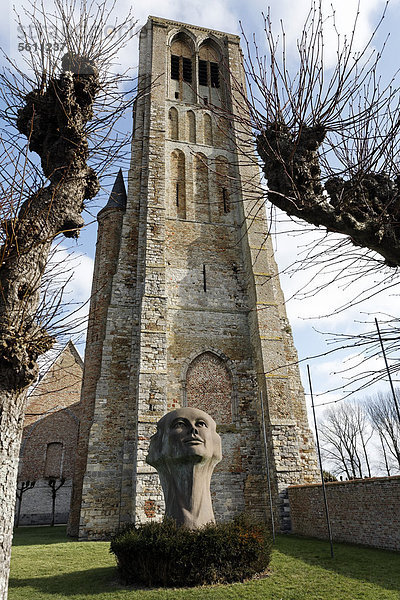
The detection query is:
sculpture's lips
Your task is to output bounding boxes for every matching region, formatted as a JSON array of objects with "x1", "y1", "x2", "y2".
[{"x1": 184, "y1": 438, "x2": 204, "y2": 445}]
